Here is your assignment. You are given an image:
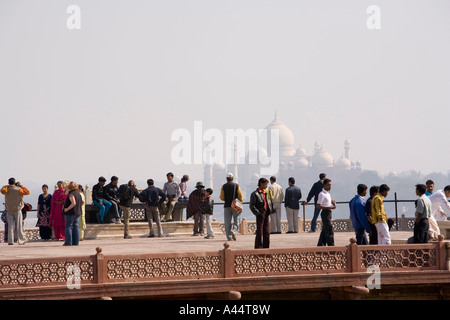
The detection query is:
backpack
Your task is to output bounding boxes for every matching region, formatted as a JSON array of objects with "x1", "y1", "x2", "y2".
[{"x1": 118, "y1": 184, "x2": 131, "y2": 201}]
